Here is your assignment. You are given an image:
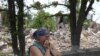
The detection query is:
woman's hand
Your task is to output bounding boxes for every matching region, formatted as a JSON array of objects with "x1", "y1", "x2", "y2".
[
  {"x1": 43, "y1": 40, "x2": 50, "y2": 49},
  {"x1": 43, "y1": 40, "x2": 51, "y2": 56}
]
